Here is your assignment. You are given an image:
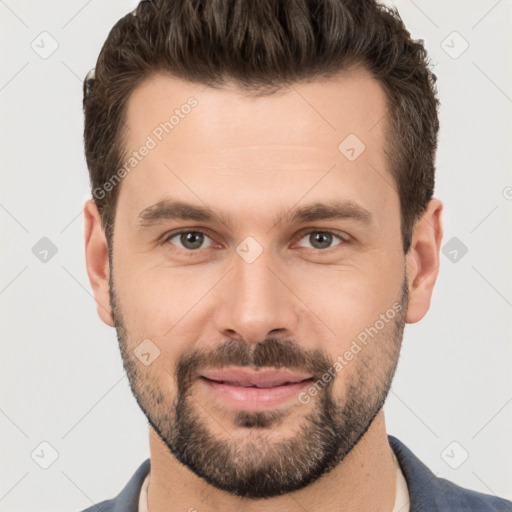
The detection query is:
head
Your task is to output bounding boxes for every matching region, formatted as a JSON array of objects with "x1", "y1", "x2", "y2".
[{"x1": 83, "y1": 0, "x2": 443, "y2": 499}]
